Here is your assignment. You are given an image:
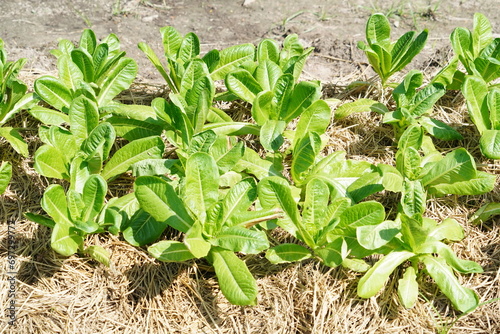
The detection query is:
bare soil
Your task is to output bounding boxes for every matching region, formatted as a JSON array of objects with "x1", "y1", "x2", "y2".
[{"x1": 1, "y1": 0, "x2": 500, "y2": 333}]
